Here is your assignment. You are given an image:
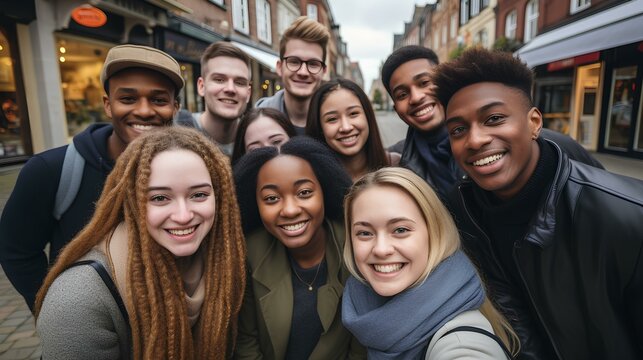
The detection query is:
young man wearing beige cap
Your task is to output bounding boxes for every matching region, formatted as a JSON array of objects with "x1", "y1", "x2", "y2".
[{"x1": 0, "y1": 44, "x2": 183, "y2": 310}]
